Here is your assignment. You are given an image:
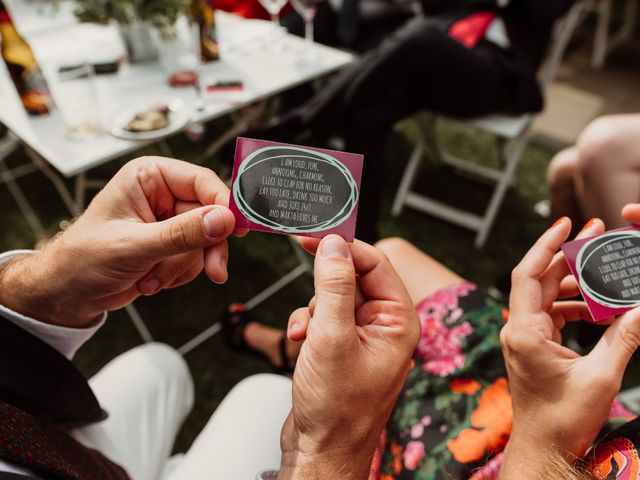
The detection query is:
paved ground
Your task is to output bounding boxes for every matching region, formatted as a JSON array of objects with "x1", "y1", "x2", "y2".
[{"x1": 533, "y1": 22, "x2": 640, "y2": 146}]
